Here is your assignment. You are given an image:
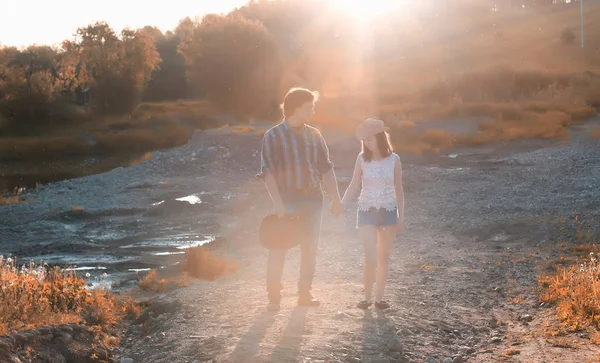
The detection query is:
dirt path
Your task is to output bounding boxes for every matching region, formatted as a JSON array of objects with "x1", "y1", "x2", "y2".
[{"x1": 116, "y1": 117, "x2": 600, "y2": 363}]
